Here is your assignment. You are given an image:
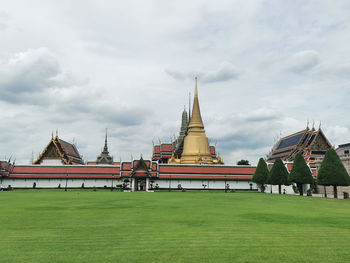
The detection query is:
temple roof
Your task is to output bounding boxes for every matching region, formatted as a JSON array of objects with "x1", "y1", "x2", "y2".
[
  {"x1": 33, "y1": 134, "x2": 84, "y2": 165},
  {"x1": 266, "y1": 127, "x2": 332, "y2": 162}
]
